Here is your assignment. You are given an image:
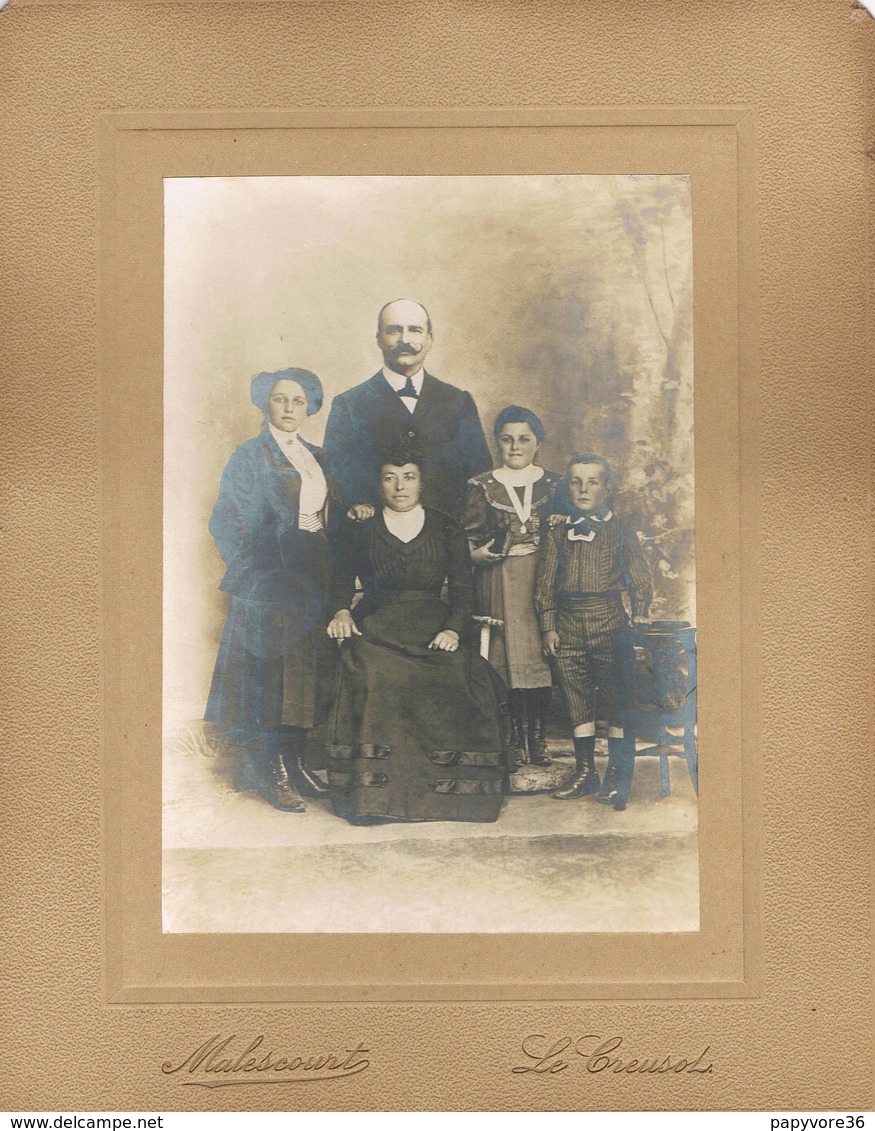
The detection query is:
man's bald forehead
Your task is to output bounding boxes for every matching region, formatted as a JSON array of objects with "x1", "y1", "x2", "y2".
[{"x1": 377, "y1": 299, "x2": 432, "y2": 334}]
